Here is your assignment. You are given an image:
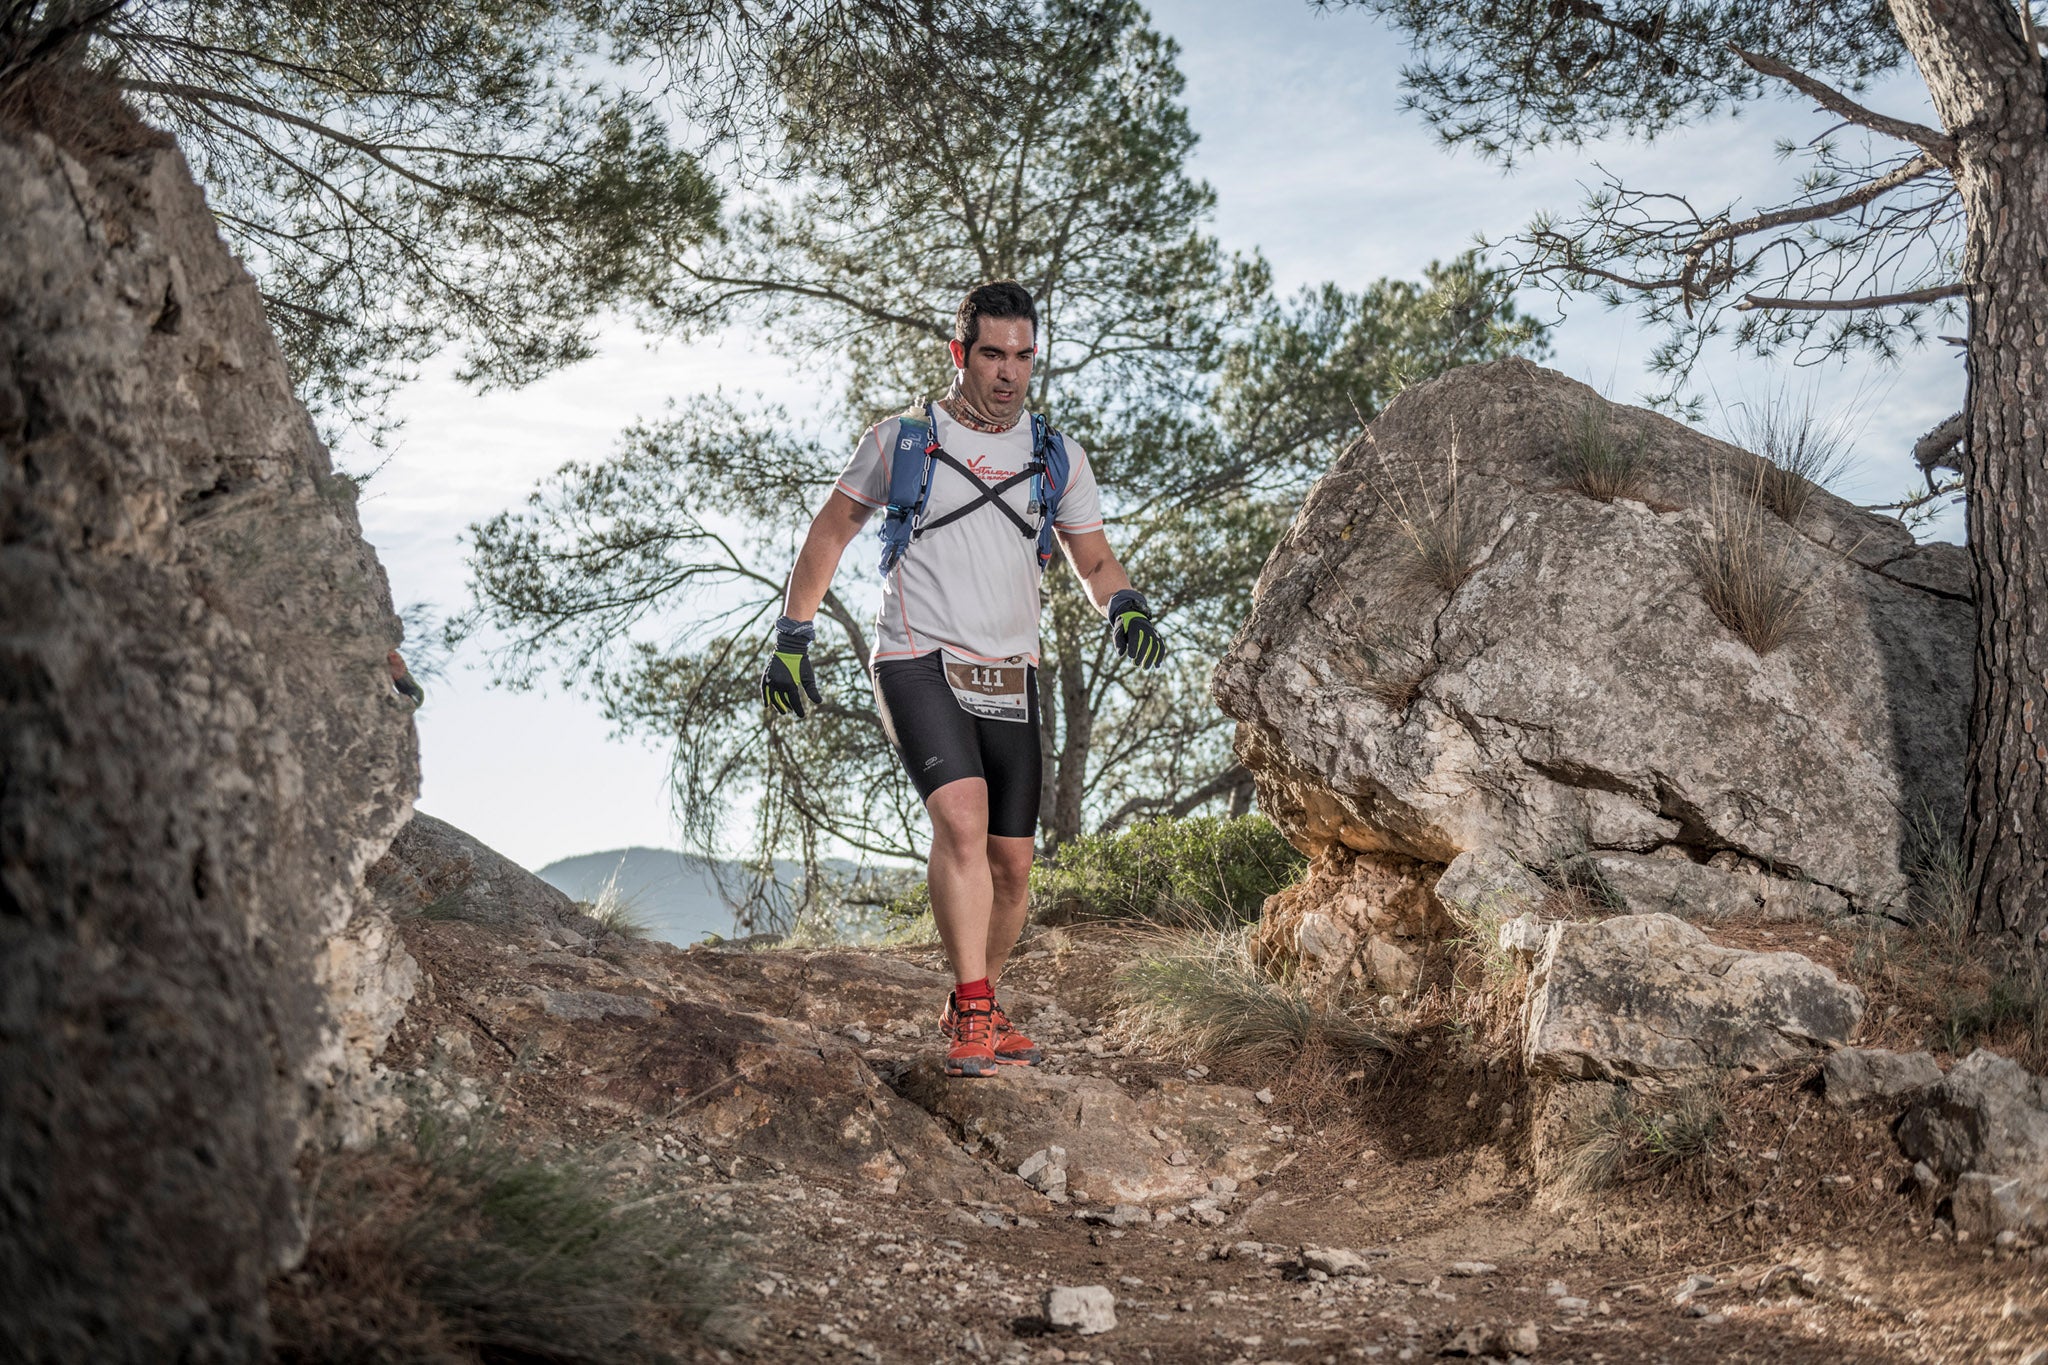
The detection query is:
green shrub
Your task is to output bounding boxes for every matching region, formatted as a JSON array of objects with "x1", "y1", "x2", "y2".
[
  {"x1": 1116, "y1": 927, "x2": 1395, "y2": 1066},
  {"x1": 271, "y1": 1111, "x2": 720, "y2": 1363},
  {"x1": 1031, "y1": 814, "x2": 1305, "y2": 929}
]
